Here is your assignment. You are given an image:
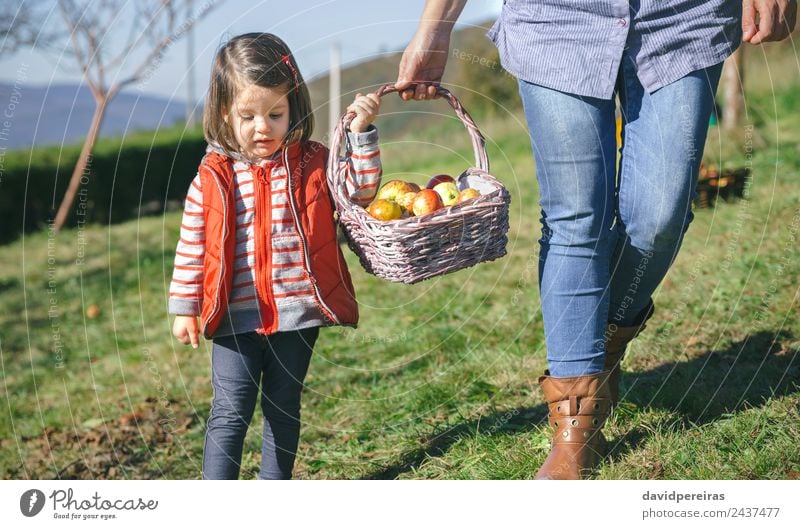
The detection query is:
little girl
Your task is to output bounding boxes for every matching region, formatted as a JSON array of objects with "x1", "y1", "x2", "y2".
[{"x1": 168, "y1": 33, "x2": 382, "y2": 479}]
